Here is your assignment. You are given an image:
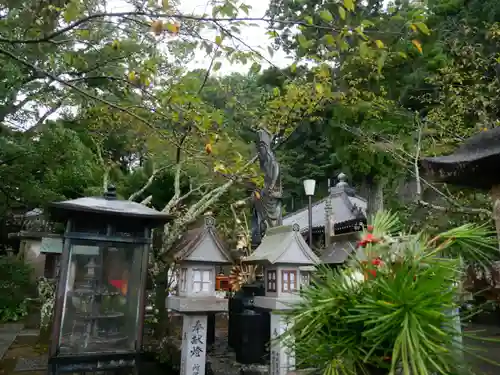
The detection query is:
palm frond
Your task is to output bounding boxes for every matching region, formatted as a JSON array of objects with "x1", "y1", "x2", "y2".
[{"x1": 279, "y1": 211, "x2": 500, "y2": 375}]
